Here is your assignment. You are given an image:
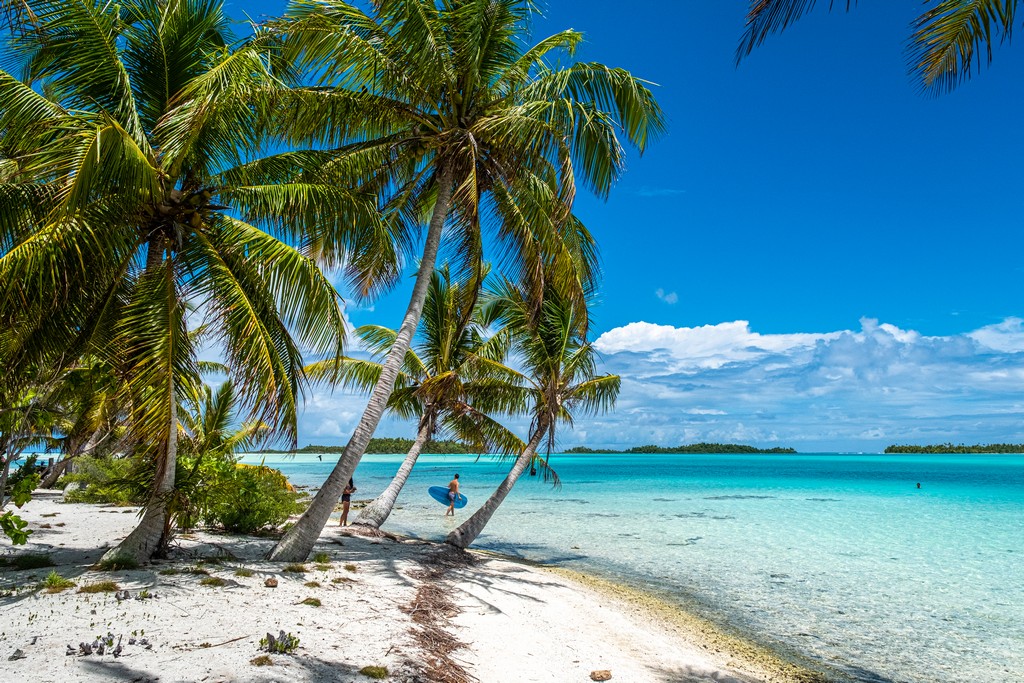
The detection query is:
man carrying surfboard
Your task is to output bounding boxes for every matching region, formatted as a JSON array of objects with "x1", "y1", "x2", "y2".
[{"x1": 446, "y1": 474, "x2": 460, "y2": 516}]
